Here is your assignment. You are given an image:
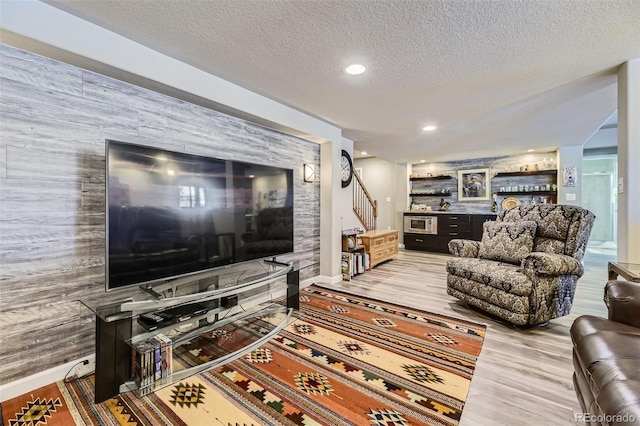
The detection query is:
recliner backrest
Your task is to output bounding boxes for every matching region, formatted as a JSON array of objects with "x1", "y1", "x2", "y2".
[{"x1": 497, "y1": 204, "x2": 595, "y2": 260}]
